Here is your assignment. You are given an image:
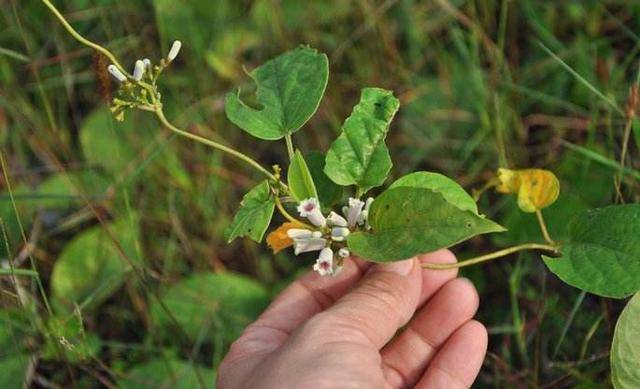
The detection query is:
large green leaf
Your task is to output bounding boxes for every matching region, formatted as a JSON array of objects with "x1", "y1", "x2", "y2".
[
  {"x1": 389, "y1": 172, "x2": 478, "y2": 214},
  {"x1": 347, "y1": 187, "x2": 505, "y2": 262},
  {"x1": 224, "y1": 181, "x2": 275, "y2": 243},
  {"x1": 51, "y1": 218, "x2": 140, "y2": 311},
  {"x1": 612, "y1": 293, "x2": 640, "y2": 389},
  {"x1": 150, "y1": 272, "x2": 270, "y2": 342},
  {"x1": 324, "y1": 88, "x2": 400, "y2": 192},
  {"x1": 225, "y1": 47, "x2": 329, "y2": 140},
  {"x1": 543, "y1": 205, "x2": 640, "y2": 298},
  {"x1": 120, "y1": 358, "x2": 216, "y2": 389},
  {"x1": 287, "y1": 150, "x2": 318, "y2": 202}
]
